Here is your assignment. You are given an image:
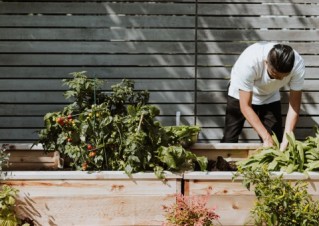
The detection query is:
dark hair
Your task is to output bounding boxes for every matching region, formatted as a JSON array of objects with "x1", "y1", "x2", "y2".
[{"x1": 267, "y1": 44, "x2": 295, "y2": 73}]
